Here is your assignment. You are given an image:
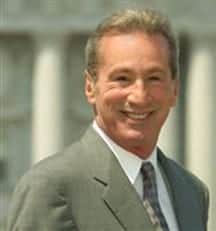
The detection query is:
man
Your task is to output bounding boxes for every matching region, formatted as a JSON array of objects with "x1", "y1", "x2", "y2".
[{"x1": 7, "y1": 9, "x2": 209, "y2": 231}]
